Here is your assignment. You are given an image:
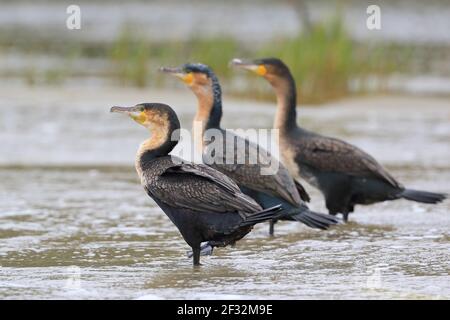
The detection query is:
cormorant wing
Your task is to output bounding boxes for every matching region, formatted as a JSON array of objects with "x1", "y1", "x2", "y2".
[
  {"x1": 295, "y1": 135, "x2": 401, "y2": 188},
  {"x1": 207, "y1": 131, "x2": 305, "y2": 206},
  {"x1": 147, "y1": 161, "x2": 262, "y2": 216},
  {"x1": 294, "y1": 180, "x2": 311, "y2": 202},
  {"x1": 164, "y1": 162, "x2": 241, "y2": 194}
]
